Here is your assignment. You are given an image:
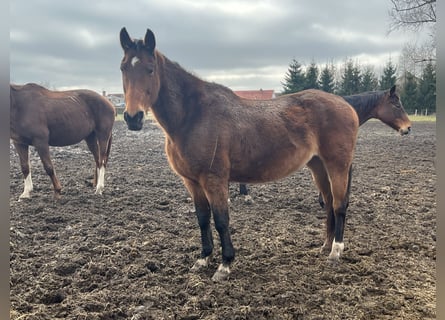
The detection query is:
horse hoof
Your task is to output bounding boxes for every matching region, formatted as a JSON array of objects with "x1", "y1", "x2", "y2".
[
  {"x1": 191, "y1": 257, "x2": 209, "y2": 272},
  {"x1": 328, "y1": 241, "x2": 344, "y2": 261},
  {"x1": 320, "y1": 241, "x2": 332, "y2": 254},
  {"x1": 18, "y1": 194, "x2": 31, "y2": 201},
  {"x1": 211, "y1": 264, "x2": 230, "y2": 282}
]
